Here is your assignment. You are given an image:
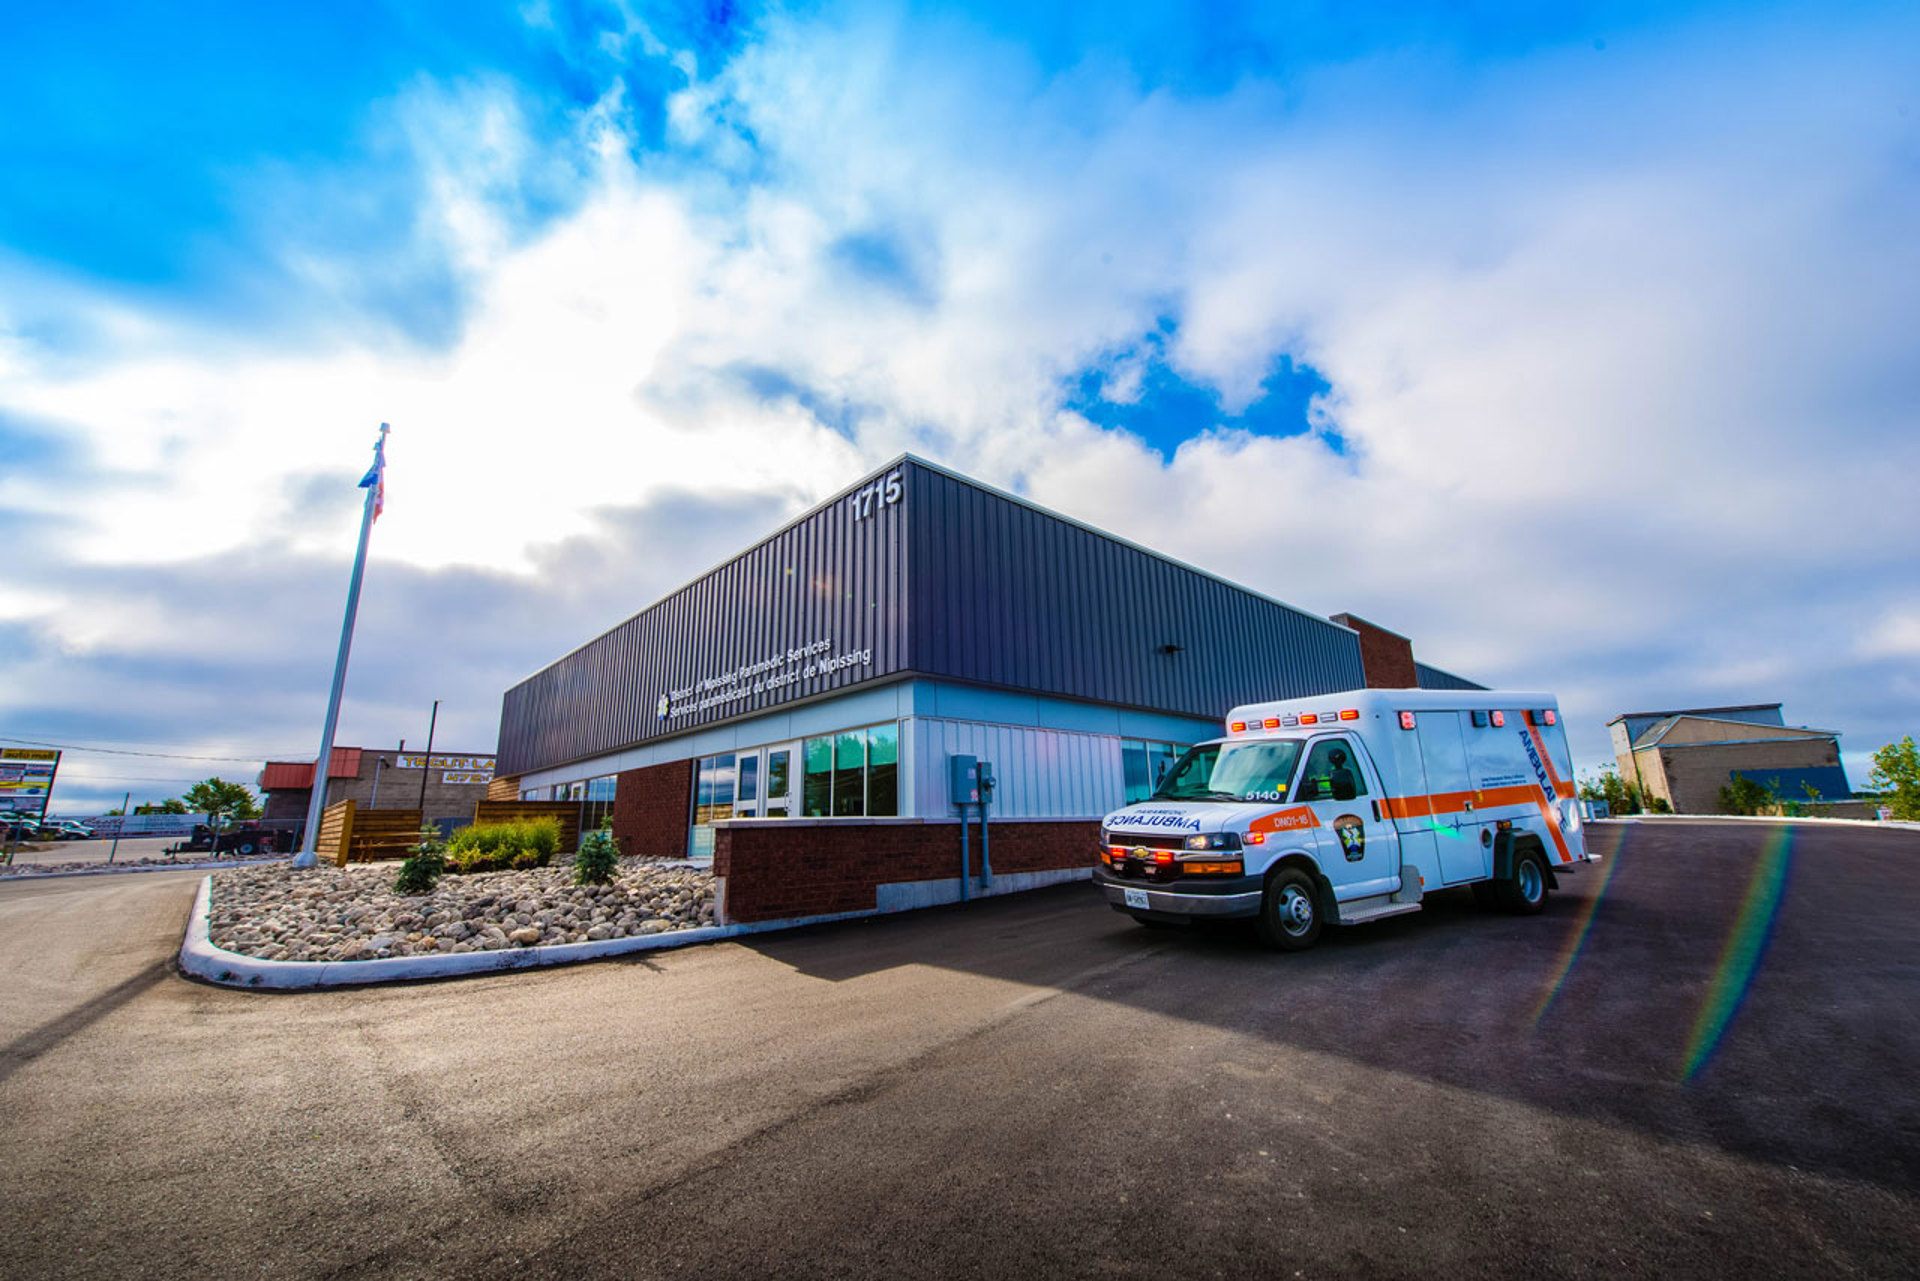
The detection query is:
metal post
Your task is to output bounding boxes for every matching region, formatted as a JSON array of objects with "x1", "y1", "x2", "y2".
[
  {"x1": 980, "y1": 793, "x2": 992, "y2": 890},
  {"x1": 295, "y1": 424, "x2": 387, "y2": 868},
  {"x1": 415, "y1": 700, "x2": 439, "y2": 815},
  {"x1": 108, "y1": 791, "x2": 130, "y2": 863},
  {"x1": 958, "y1": 803, "x2": 971, "y2": 903},
  {"x1": 370, "y1": 756, "x2": 385, "y2": 808}
]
